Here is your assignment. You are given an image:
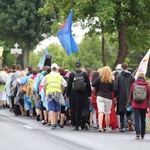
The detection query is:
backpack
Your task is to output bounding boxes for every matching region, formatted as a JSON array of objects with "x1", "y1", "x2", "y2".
[
  {"x1": 133, "y1": 84, "x2": 147, "y2": 103},
  {"x1": 73, "y1": 71, "x2": 86, "y2": 92}
]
